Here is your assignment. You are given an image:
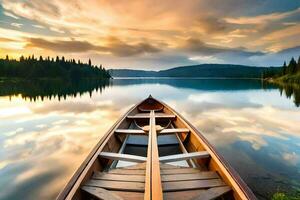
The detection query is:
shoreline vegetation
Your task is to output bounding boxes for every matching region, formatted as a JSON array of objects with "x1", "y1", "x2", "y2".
[
  {"x1": 0, "y1": 55, "x2": 111, "y2": 81},
  {"x1": 262, "y1": 56, "x2": 300, "y2": 107},
  {"x1": 263, "y1": 56, "x2": 300, "y2": 85},
  {"x1": 272, "y1": 192, "x2": 300, "y2": 200}
]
